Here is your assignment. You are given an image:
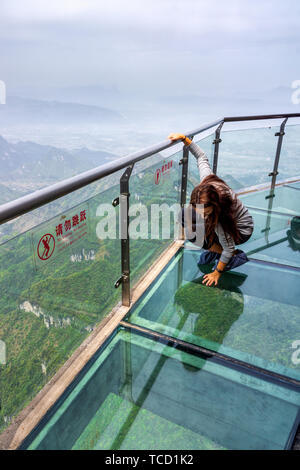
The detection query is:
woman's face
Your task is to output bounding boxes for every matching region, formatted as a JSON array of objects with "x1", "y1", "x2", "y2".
[
  {"x1": 194, "y1": 204, "x2": 213, "y2": 220},
  {"x1": 198, "y1": 199, "x2": 214, "y2": 217},
  {"x1": 203, "y1": 205, "x2": 214, "y2": 216}
]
